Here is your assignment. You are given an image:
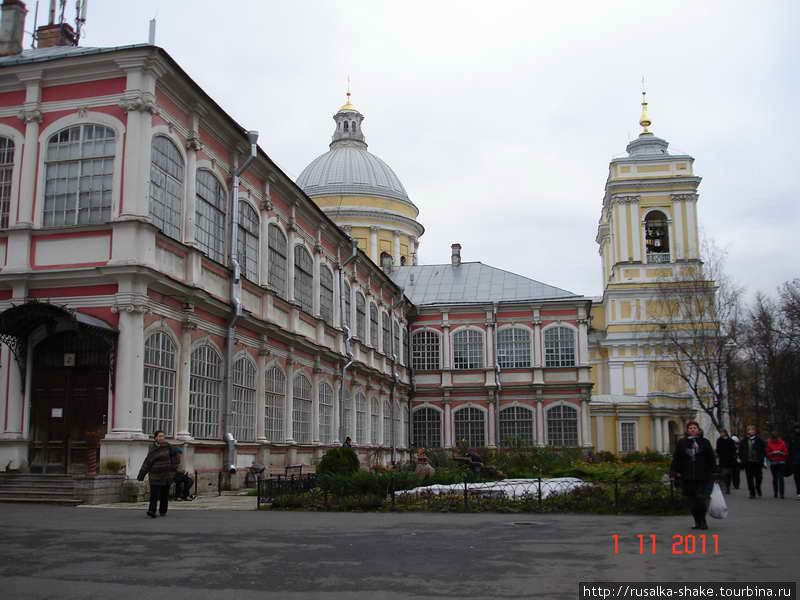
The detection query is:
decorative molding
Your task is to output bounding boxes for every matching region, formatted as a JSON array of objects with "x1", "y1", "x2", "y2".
[
  {"x1": 117, "y1": 91, "x2": 159, "y2": 115},
  {"x1": 185, "y1": 132, "x2": 204, "y2": 152},
  {"x1": 17, "y1": 108, "x2": 42, "y2": 124},
  {"x1": 111, "y1": 301, "x2": 150, "y2": 315}
]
